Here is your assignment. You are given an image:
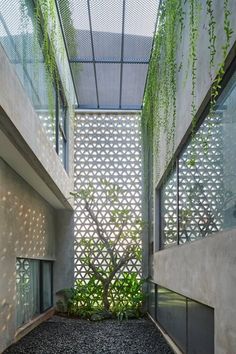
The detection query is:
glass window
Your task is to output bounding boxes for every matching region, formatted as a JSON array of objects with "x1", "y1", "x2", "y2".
[
  {"x1": 41, "y1": 262, "x2": 53, "y2": 312},
  {"x1": 160, "y1": 168, "x2": 178, "y2": 247},
  {"x1": 148, "y1": 282, "x2": 156, "y2": 320},
  {"x1": 217, "y1": 70, "x2": 236, "y2": 230},
  {"x1": 154, "y1": 285, "x2": 214, "y2": 354},
  {"x1": 178, "y1": 113, "x2": 223, "y2": 243},
  {"x1": 0, "y1": 1, "x2": 68, "y2": 169},
  {"x1": 159, "y1": 68, "x2": 236, "y2": 248},
  {"x1": 58, "y1": 94, "x2": 67, "y2": 168},
  {"x1": 16, "y1": 258, "x2": 53, "y2": 328},
  {"x1": 156, "y1": 285, "x2": 187, "y2": 352},
  {"x1": 16, "y1": 259, "x2": 40, "y2": 327},
  {"x1": 188, "y1": 299, "x2": 214, "y2": 354}
]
